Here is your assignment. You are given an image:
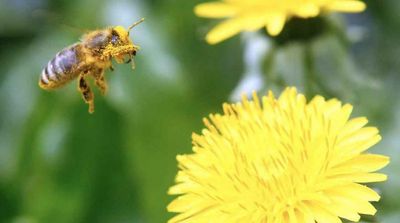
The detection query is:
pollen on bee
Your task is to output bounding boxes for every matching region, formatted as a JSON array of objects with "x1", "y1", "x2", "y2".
[{"x1": 38, "y1": 20, "x2": 142, "y2": 113}]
